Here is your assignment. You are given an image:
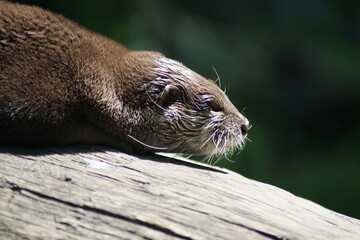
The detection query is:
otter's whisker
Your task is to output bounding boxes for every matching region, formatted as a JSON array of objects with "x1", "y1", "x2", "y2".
[
  {"x1": 241, "y1": 107, "x2": 247, "y2": 114},
  {"x1": 215, "y1": 131, "x2": 224, "y2": 149},
  {"x1": 145, "y1": 87, "x2": 166, "y2": 111},
  {"x1": 219, "y1": 134, "x2": 227, "y2": 154},
  {"x1": 212, "y1": 65, "x2": 221, "y2": 89},
  {"x1": 127, "y1": 134, "x2": 168, "y2": 151},
  {"x1": 200, "y1": 128, "x2": 219, "y2": 149},
  {"x1": 212, "y1": 157, "x2": 221, "y2": 165},
  {"x1": 224, "y1": 154, "x2": 235, "y2": 163},
  {"x1": 202, "y1": 154, "x2": 210, "y2": 164},
  {"x1": 204, "y1": 153, "x2": 217, "y2": 165},
  {"x1": 237, "y1": 139, "x2": 244, "y2": 150}
]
